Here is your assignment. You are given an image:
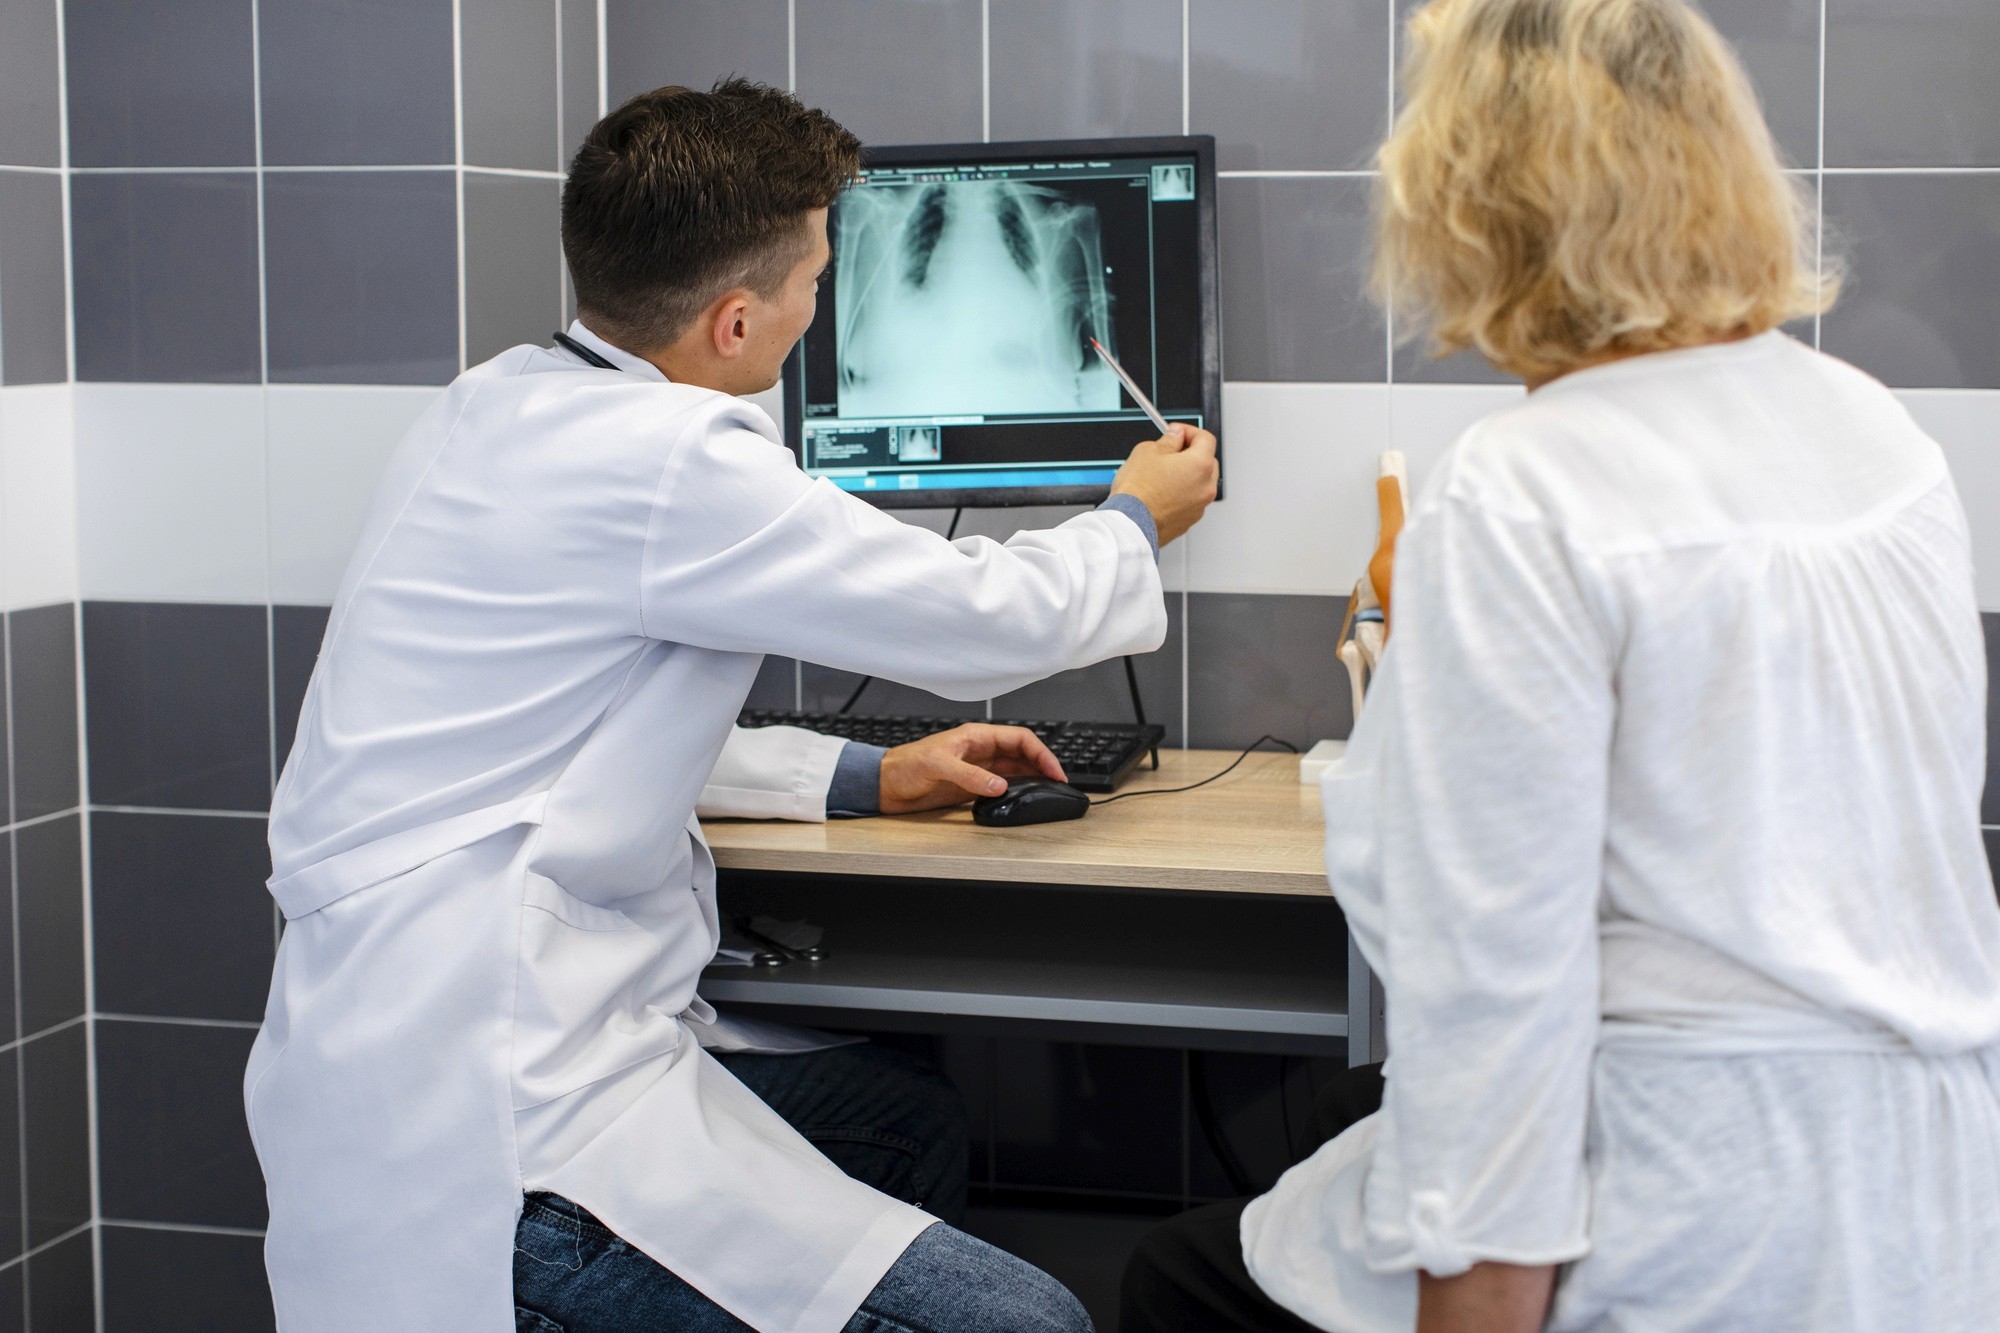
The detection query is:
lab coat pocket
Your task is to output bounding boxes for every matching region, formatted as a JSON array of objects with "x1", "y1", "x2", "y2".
[
  {"x1": 522, "y1": 872, "x2": 639, "y2": 933},
  {"x1": 514, "y1": 873, "x2": 688, "y2": 1109}
]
